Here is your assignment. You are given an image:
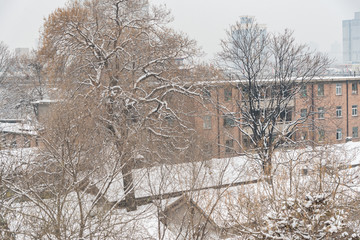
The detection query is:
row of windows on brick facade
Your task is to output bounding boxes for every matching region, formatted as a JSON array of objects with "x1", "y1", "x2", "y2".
[
  {"x1": 336, "y1": 127, "x2": 359, "y2": 140},
  {"x1": 301, "y1": 82, "x2": 358, "y2": 97},
  {"x1": 300, "y1": 105, "x2": 358, "y2": 119},
  {"x1": 202, "y1": 88, "x2": 233, "y2": 102},
  {"x1": 204, "y1": 105, "x2": 358, "y2": 130},
  {"x1": 205, "y1": 82, "x2": 359, "y2": 104},
  {"x1": 203, "y1": 139, "x2": 235, "y2": 156},
  {"x1": 205, "y1": 126, "x2": 359, "y2": 157},
  {"x1": 335, "y1": 105, "x2": 358, "y2": 117},
  {"x1": 203, "y1": 114, "x2": 236, "y2": 129}
]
